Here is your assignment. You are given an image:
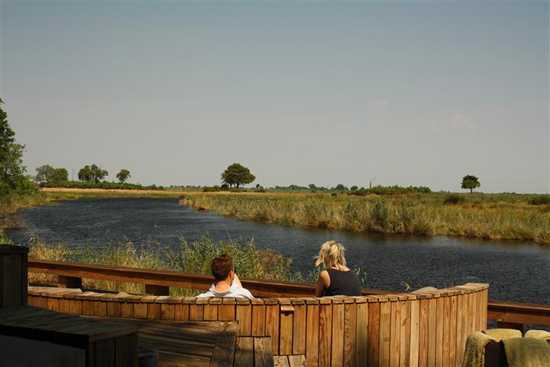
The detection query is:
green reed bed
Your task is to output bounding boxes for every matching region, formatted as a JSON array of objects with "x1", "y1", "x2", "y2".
[
  {"x1": 26, "y1": 237, "x2": 303, "y2": 295},
  {"x1": 180, "y1": 192, "x2": 550, "y2": 245}
]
